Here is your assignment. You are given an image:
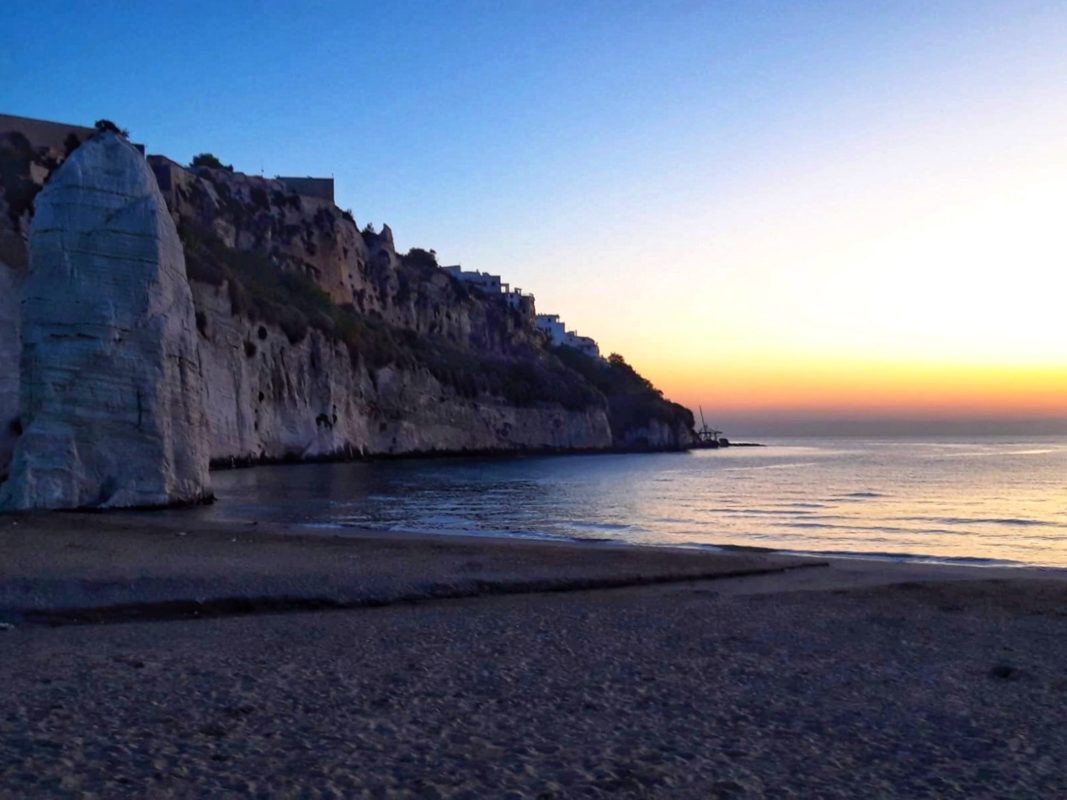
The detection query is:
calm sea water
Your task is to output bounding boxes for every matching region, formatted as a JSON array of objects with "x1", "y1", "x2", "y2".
[{"x1": 200, "y1": 437, "x2": 1067, "y2": 567}]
